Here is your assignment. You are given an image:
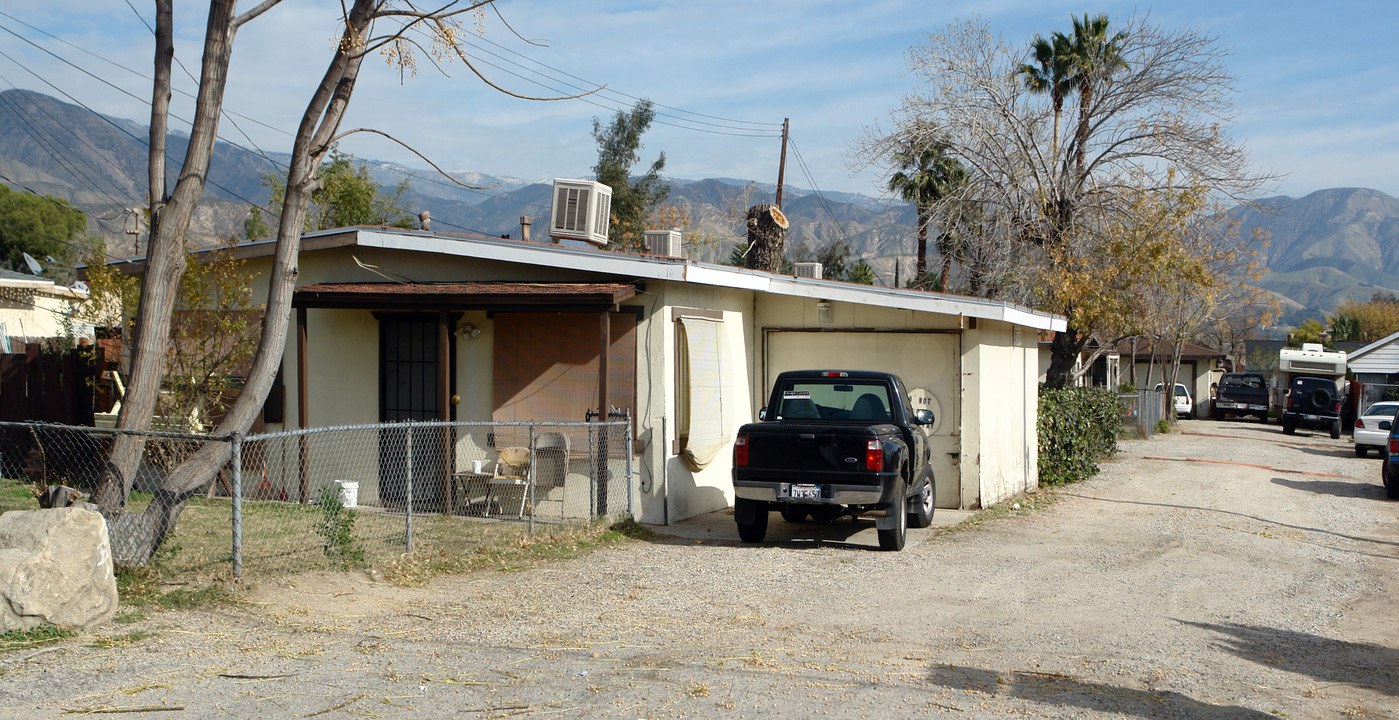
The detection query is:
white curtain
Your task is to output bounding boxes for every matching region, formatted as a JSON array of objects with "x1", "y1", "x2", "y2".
[{"x1": 677, "y1": 316, "x2": 727, "y2": 471}]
